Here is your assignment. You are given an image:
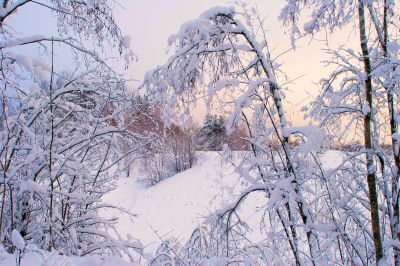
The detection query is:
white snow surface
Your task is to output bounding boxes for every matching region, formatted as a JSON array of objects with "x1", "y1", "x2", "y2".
[
  {"x1": 0, "y1": 250, "x2": 136, "y2": 266},
  {"x1": 103, "y1": 150, "x2": 348, "y2": 256},
  {"x1": 102, "y1": 152, "x2": 250, "y2": 255},
  {"x1": 11, "y1": 230, "x2": 25, "y2": 251},
  {"x1": 0, "y1": 150, "x2": 347, "y2": 265}
]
